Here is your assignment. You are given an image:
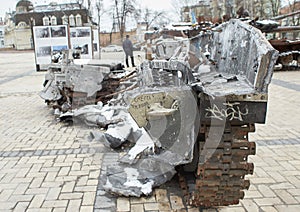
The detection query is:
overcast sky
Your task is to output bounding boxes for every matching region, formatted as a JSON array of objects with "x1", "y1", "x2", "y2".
[
  {"x1": 0, "y1": 0, "x2": 175, "y2": 32},
  {"x1": 0, "y1": 0, "x2": 174, "y2": 20},
  {"x1": 0, "y1": 0, "x2": 291, "y2": 19}
]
